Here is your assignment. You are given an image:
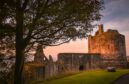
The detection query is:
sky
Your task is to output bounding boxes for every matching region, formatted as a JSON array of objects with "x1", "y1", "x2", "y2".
[{"x1": 44, "y1": 0, "x2": 129, "y2": 60}]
